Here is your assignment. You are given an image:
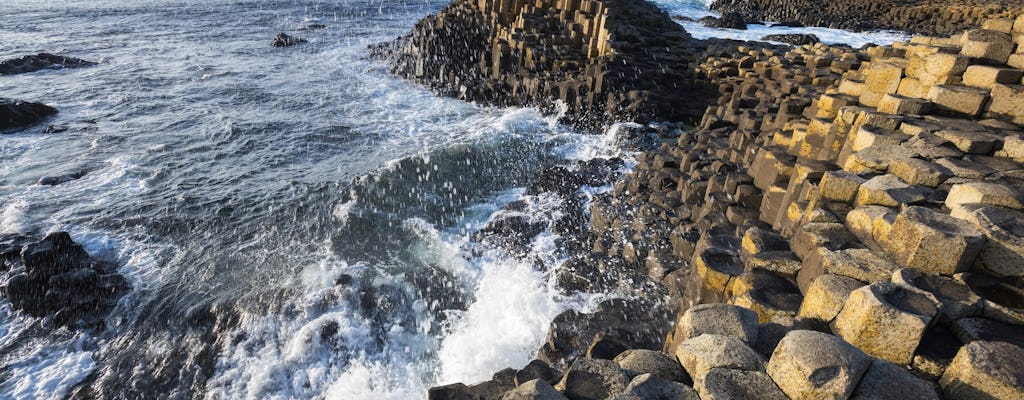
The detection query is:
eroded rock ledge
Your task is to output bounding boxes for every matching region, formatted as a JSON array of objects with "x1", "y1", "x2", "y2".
[
  {"x1": 711, "y1": 0, "x2": 1024, "y2": 36},
  {"x1": 374, "y1": 0, "x2": 716, "y2": 128}
]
